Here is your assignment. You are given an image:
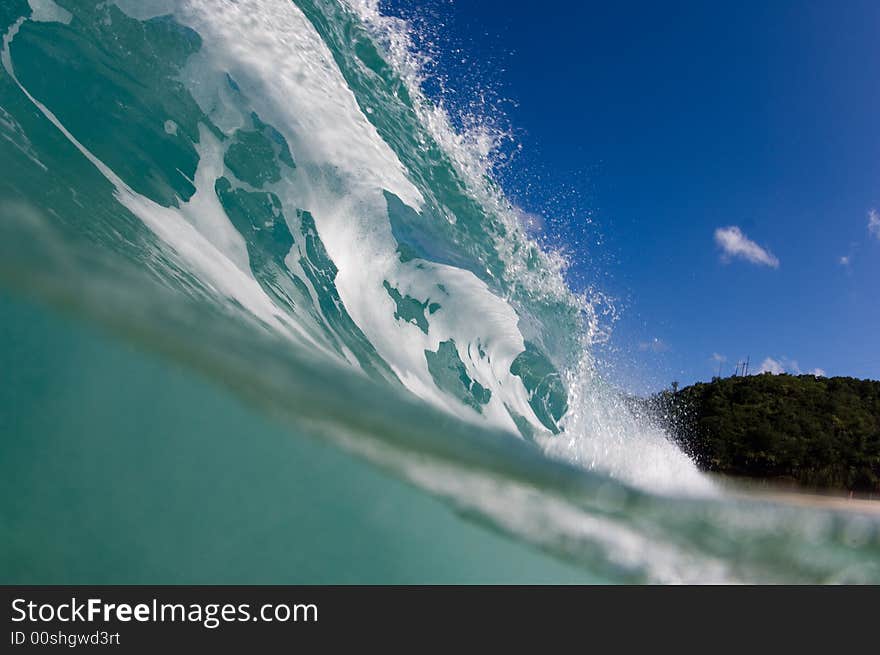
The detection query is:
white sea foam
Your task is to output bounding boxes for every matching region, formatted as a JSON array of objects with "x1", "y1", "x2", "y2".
[
  {"x1": 27, "y1": 0, "x2": 72, "y2": 25},
  {"x1": 541, "y1": 357, "x2": 716, "y2": 495},
  {"x1": 112, "y1": 0, "x2": 178, "y2": 21},
  {"x1": 162, "y1": 0, "x2": 542, "y2": 431}
]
